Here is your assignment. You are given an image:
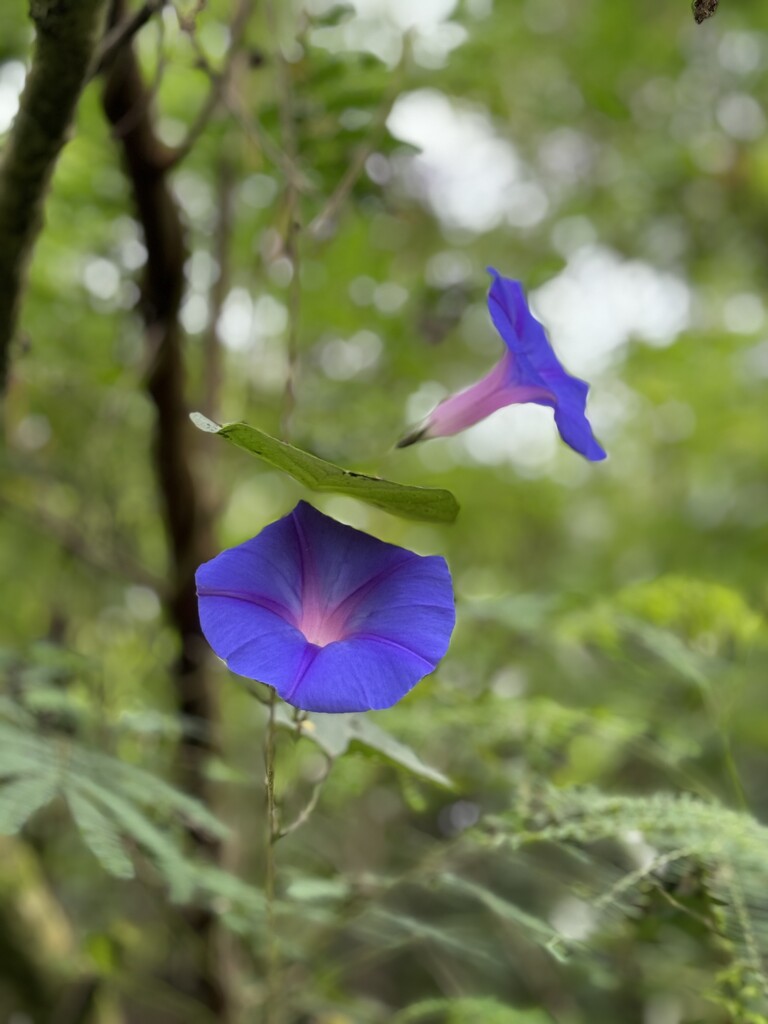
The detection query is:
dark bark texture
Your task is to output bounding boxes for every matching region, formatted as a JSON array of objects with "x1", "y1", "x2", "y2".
[{"x1": 0, "y1": 0, "x2": 107, "y2": 392}]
